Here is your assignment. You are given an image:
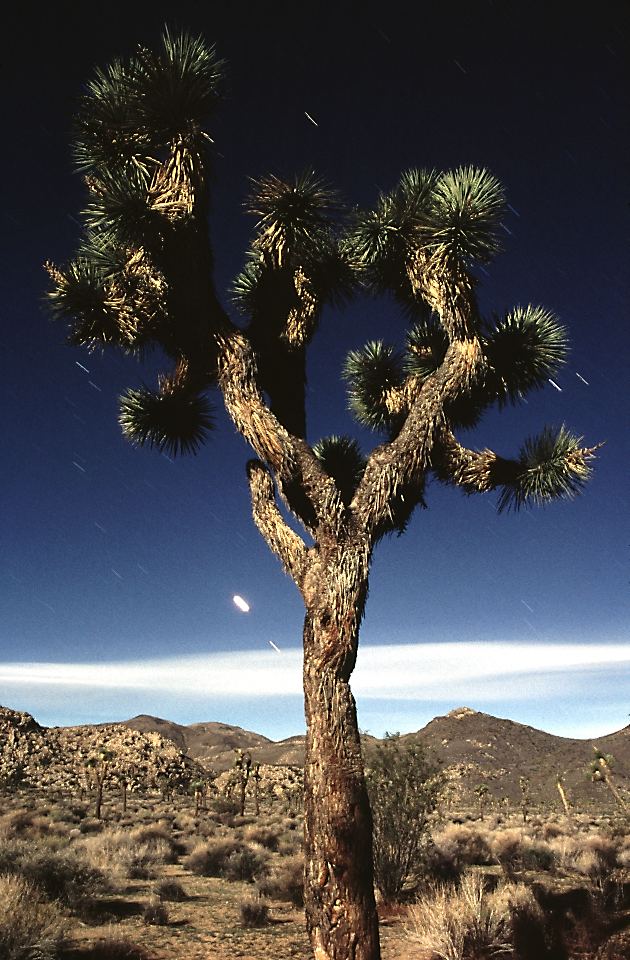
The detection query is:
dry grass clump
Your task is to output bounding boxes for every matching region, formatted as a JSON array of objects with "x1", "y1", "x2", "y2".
[
  {"x1": 81, "y1": 825, "x2": 178, "y2": 881},
  {"x1": 184, "y1": 837, "x2": 269, "y2": 882},
  {"x1": 153, "y1": 879, "x2": 188, "y2": 902},
  {"x1": 491, "y1": 882, "x2": 548, "y2": 960},
  {"x1": 241, "y1": 825, "x2": 280, "y2": 851},
  {"x1": 239, "y1": 895, "x2": 270, "y2": 927},
  {"x1": 74, "y1": 935, "x2": 153, "y2": 959},
  {"x1": 406, "y1": 872, "x2": 511, "y2": 960},
  {"x1": 0, "y1": 810, "x2": 51, "y2": 839},
  {"x1": 489, "y1": 828, "x2": 554, "y2": 874},
  {"x1": 548, "y1": 831, "x2": 619, "y2": 879},
  {"x1": 430, "y1": 823, "x2": 494, "y2": 874},
  {"x1": 257, "y1": 853, "x2": 304, "y2": 906},
  {"x1": 0, "y1": 873, "x2": 66, "y2": 960},
  {"x1": 0, "y1": 838, "x2": 106, "y2": 914},
  {"x1": 142, "y1": 900, "x2": 169, "y2": 926}
]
